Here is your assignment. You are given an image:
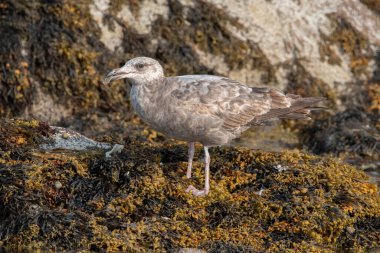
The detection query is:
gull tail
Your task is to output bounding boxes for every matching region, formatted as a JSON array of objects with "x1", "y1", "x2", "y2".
[{"x1": 255, "y1": 96, "x2": 326, "y2": 122}]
